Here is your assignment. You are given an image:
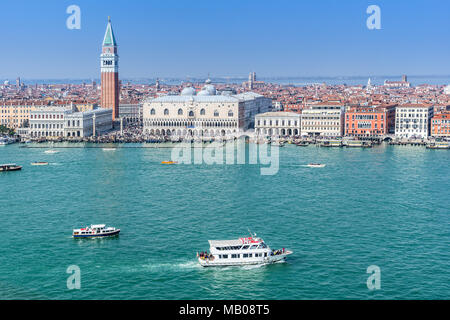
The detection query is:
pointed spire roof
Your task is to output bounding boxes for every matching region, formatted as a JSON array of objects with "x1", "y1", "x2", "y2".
[{"x1": 102, "y1": 17, "x2": 117, "y2": 47}]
